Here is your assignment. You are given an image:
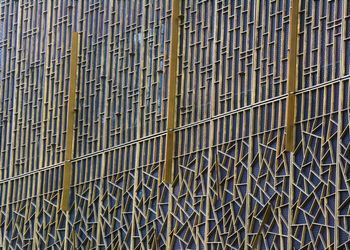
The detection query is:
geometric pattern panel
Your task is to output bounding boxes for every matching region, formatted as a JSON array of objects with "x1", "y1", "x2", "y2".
[
  {"x1": 248, "y1": 129, "x2": 289, "y2": 249},
  {"x1": 132, "y1": 163, "x2": 169, "y2": 249},
  {"x1": 292, "y1": 117, "x2": 337, "y2": 249},
  {"x1": 208, "y1": 141, "x2": 249, "y2": 249},
  {"x1": 170, "y1": 149, "x2": 209, "y2": 249},
  {"x1": 98, "y1": 171, "x2": 135, "y2": 249},
  {"x1": 338, "y1": 80, "x2": 350, "y2": 248},
  {"x1": 0, "y1": 0, "x2": 350, "y2": 249}
]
